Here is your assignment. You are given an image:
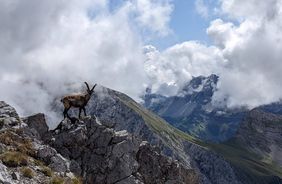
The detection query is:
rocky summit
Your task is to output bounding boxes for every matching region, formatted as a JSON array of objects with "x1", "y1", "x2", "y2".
[
  {"x1": 144, "y1": 74, "x2": 246, "y2": 142},
  {"x1": 47, "y1": 117, "x2": 198, "y2": 184},
  {"x1": 0, "y1": 101, "x2": 198, "y2": 184},
  {"x1": 0, "y1": 101, "x2": 80, "y2": 184}
]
